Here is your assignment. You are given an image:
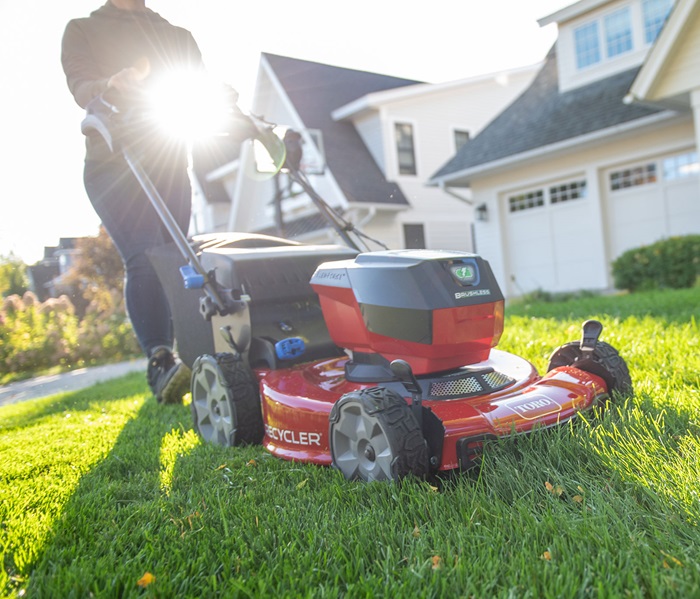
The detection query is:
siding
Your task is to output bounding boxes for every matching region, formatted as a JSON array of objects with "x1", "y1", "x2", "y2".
[{"x1": 653, "y1": 12, "x2": 700, "y2": 99}]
